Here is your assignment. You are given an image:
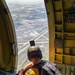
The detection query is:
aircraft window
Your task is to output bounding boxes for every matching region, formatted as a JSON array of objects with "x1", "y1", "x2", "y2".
[{"x1": 5, "y1": 0, "x2": 49, "y2": 71}]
